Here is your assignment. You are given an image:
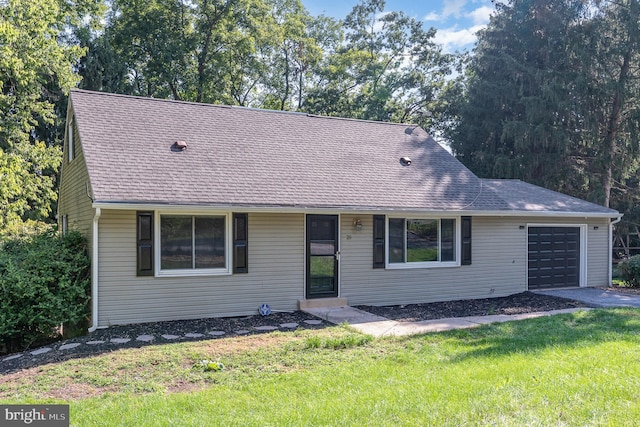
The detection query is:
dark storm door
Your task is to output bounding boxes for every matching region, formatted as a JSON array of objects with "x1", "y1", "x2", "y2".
[
  {"x1": 528, "y1": 226, "x2": 580, "y2": 289},
  {"x1": 306, "y1": 215, "x2": 339, "y2": 299}
]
